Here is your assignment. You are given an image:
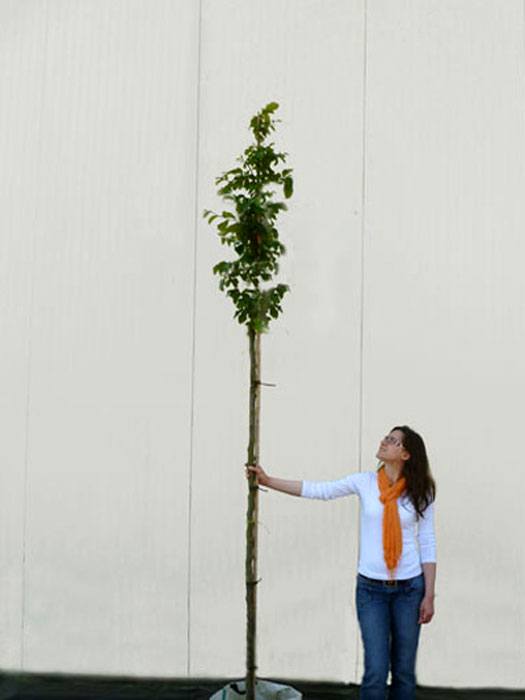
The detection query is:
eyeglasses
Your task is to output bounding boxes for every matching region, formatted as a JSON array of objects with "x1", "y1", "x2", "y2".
[{"x1": 382, "y1": 435, "x2": 403, "y2": 447}]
